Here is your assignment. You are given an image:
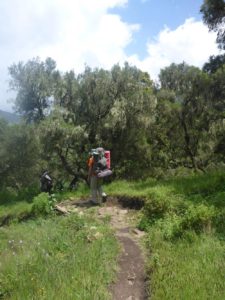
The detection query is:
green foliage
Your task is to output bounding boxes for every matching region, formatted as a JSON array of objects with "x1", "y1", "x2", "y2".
[
  {"x1": 183, "y1": 204, "x2": 216, "y2": 232},
  {"x1": 156, "y1": 62, "x2": 215, "y2": 172},
  {"x1": 9, "y1": 57, "x2": 59, "y2": 123},
  {"x1": 0, "y1": 202, "x2": 32, "y2": 226},
  {"x1": 0, "y1": 188, "x2": 18, "y2": 205},
  {"x1": 203, "y1": 54, "x2": 225, "y2": 74},
  {"x1": 143, "y1": 187, "x2": 174, "y2": 221},
  {"x1": 200, "y1": 0, "x2": 225, "y2": 50},
  {"x1": 155, "y1": 213, "x2": 183, "y2": 240},
  {"x1": 3, "y1": 57, "x2": 225, "y2": 193},
  {"x1": 31, "y1": 193, "x2": 52, "y2": 217},
  {"x1": 135, "y1": 173, "x2": 225, "y2": 299},
  {"x1": 147, "y1": 232, "x2": 225, "y2": 299},
  {"x1": 0, "y1": 213, "x2": 118, "y2": 299},
  {"x1": 38, "y1": 109, "x2": 89, "y2": 181},
  {"x1": 0, "y1": 123, "x2": 41, "y2": 190}
]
